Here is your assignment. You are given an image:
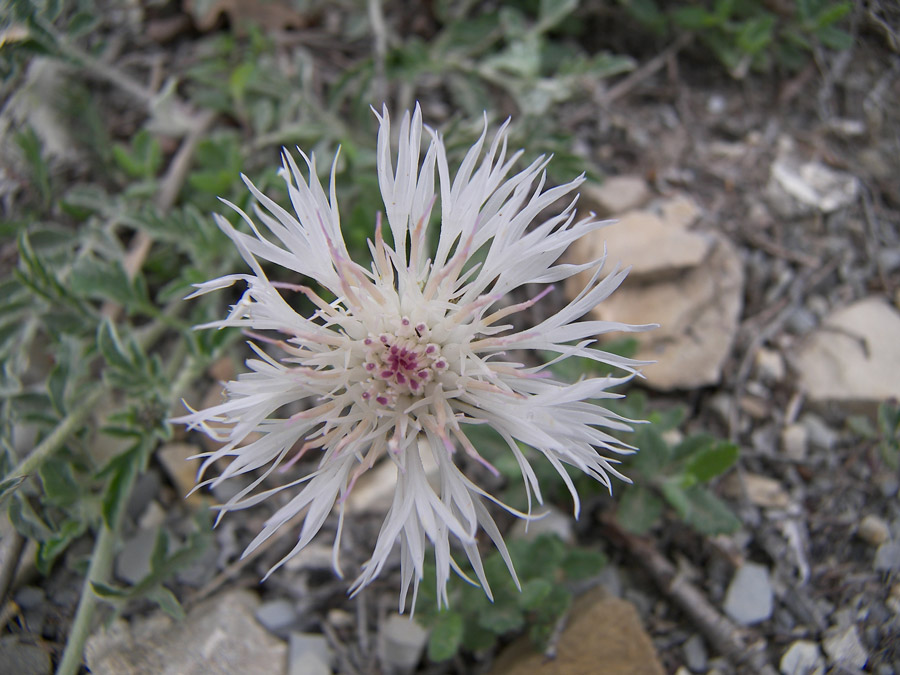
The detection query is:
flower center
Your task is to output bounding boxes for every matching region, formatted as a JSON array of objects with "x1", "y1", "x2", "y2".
[{"x1": 360, "y1": 317, "x2": 447, "y2": 407}]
